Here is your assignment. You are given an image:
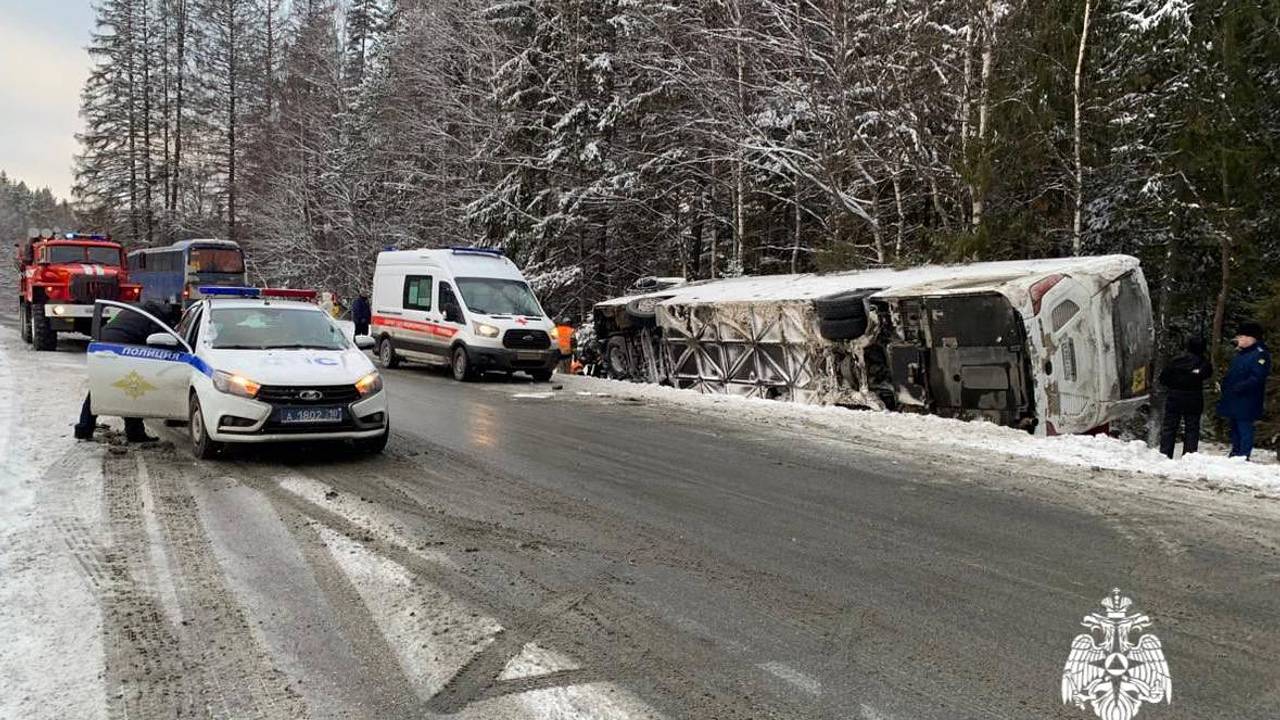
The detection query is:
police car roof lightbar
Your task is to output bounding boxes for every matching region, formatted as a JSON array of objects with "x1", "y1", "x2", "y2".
[
  {"x1": 260, "y1": 288, "x2": 318, "y2": 300},
  {"x1": 199, "y1": 286, "x2": 260, "y2": 297},
  {"x1": 197, "y1": 286, "x2": 319, "y2": 300},
  {"x1": 450, "y1": 246, "x2": 505, "y2": 257}
]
